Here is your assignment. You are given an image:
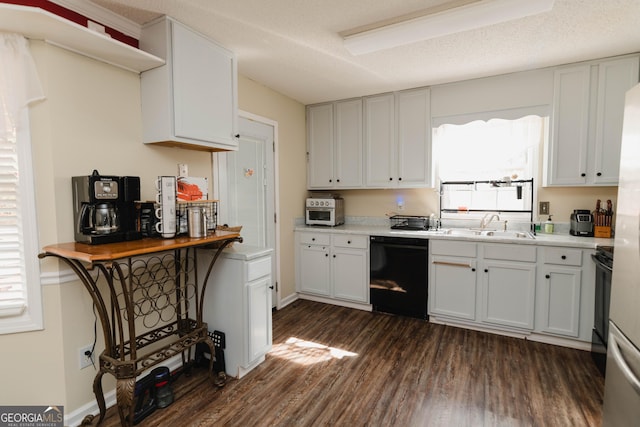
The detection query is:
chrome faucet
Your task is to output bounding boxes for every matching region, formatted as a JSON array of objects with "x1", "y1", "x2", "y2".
[{"x1": 480, "y1": 213, "x2": 500, "y2": 230}]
